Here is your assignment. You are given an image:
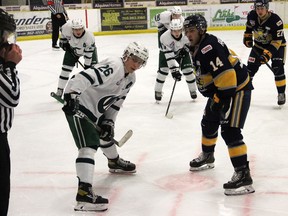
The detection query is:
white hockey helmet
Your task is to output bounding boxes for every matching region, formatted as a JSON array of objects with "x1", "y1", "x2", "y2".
[
  {"x1": 71, "y1": 18, "x2": 84, "y2": 29},
  {"x1": 123, "y1": 42, "x2": 149, "y2": 67},
  {"x1": 170, "y1": 6, "x2": 182, "y2": 15},
  {"x1": 170, "y1": 19, "x2": 183, "y2": 31}
]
